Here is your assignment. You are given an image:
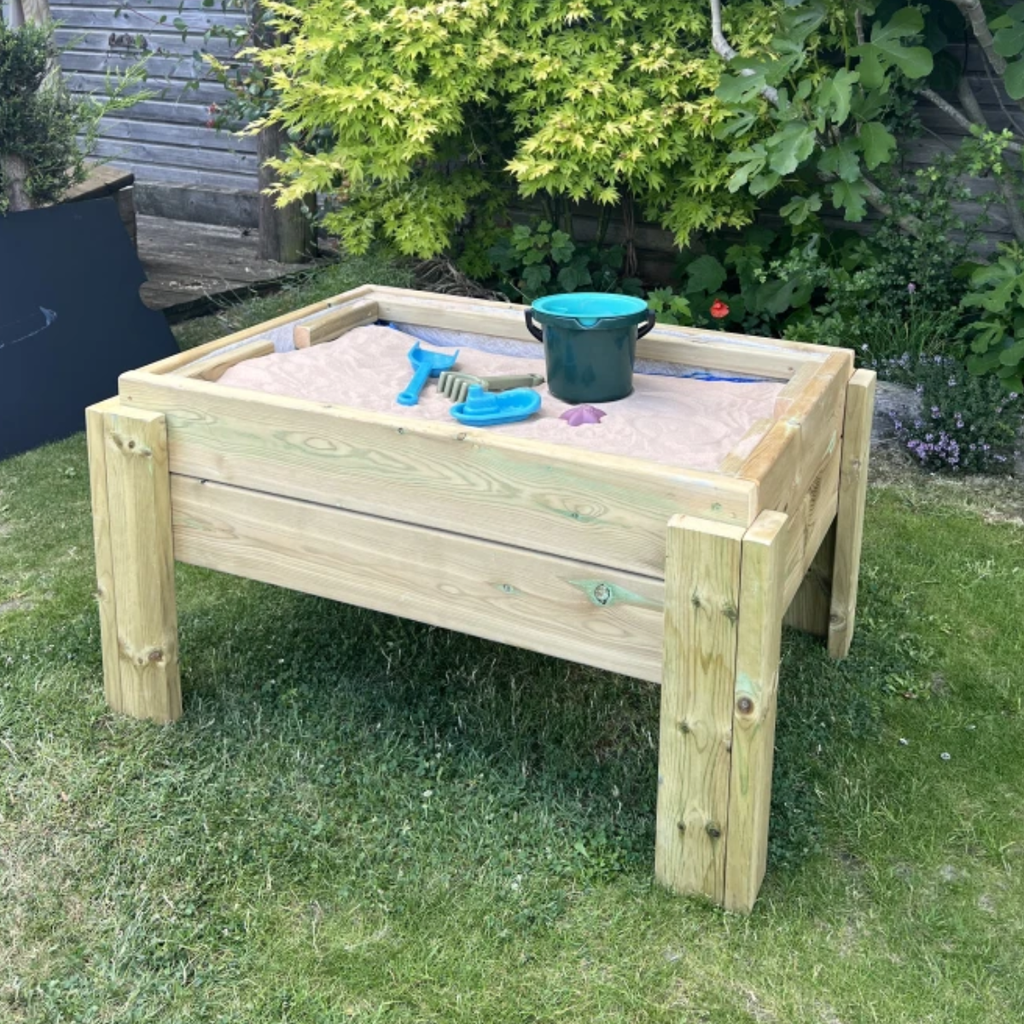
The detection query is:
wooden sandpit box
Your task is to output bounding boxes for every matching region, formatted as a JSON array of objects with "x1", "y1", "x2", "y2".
[{"x1": 86, "y1": 285, "x2": 876, "y2": 913}]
